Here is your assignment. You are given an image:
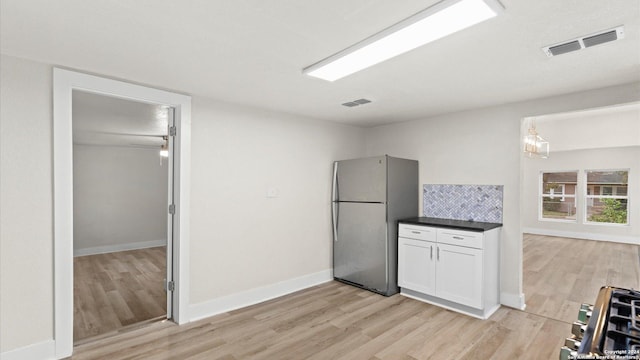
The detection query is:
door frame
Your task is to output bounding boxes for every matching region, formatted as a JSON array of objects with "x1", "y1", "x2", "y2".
[{"x1": 53, "y1": 68, "x2": 191, "y2": 358}]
